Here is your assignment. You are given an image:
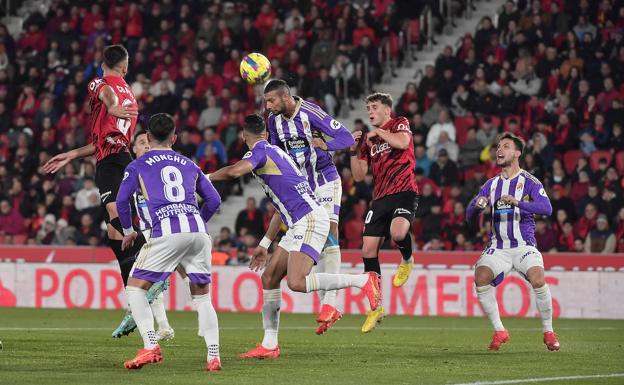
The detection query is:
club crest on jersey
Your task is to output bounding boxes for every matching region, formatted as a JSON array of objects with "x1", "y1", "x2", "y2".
[
  {"x1": 370, "y1": 142, "x2": 390, "y2": 156},
  {"x1": 494, "y1": 199, "x2": 513, "y2": 214},
  {"x1": 516, "y1": 182, "x2": 524, "y2": 190}
]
